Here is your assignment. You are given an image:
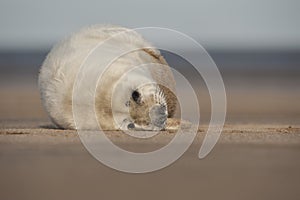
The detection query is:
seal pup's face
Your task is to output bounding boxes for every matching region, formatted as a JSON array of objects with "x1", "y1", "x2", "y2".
[{"x1": 125, "y1": 84, "x2": 168, "y2": 131}]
